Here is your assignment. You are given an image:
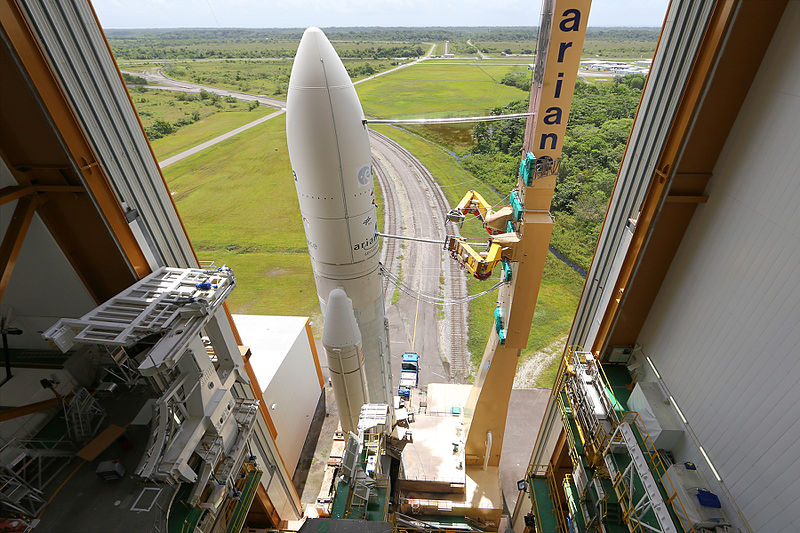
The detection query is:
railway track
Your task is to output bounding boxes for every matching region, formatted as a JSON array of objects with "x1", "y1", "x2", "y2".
[
  {"x1": 372, "y1": 153, "x2": 400, "y2": 306},
  {"x1": 369, "y1": 130, "x2": 470, "y2": 383}
]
